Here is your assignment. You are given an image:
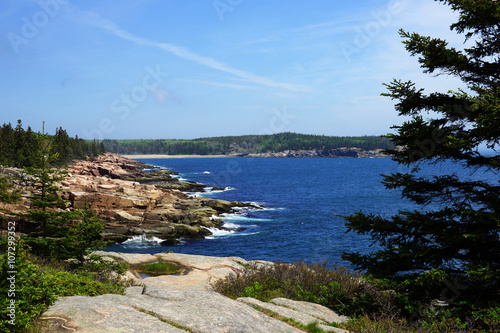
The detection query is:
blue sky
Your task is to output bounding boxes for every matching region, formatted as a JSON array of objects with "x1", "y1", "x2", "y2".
[{"x1": 1, "y1": 0, "x2": 466, "y2": 139}]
